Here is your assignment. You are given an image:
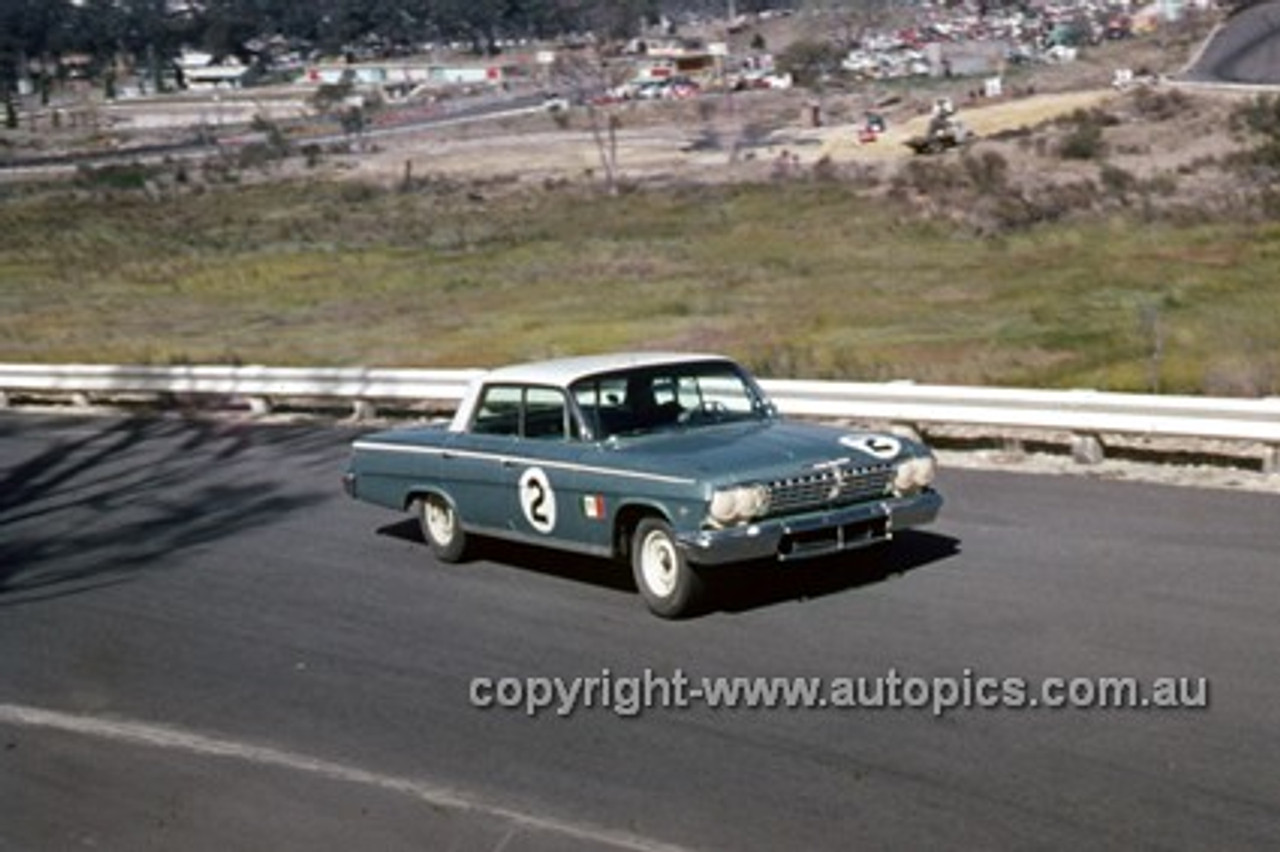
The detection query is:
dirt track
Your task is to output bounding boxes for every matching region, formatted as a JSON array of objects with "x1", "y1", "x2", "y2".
[
  {"x1": 348, "y1": 89, "x2": 1121, "y2": 184},
  {"x1": 808, "y1": 90, "x2": 1116, "y2": 162}
]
